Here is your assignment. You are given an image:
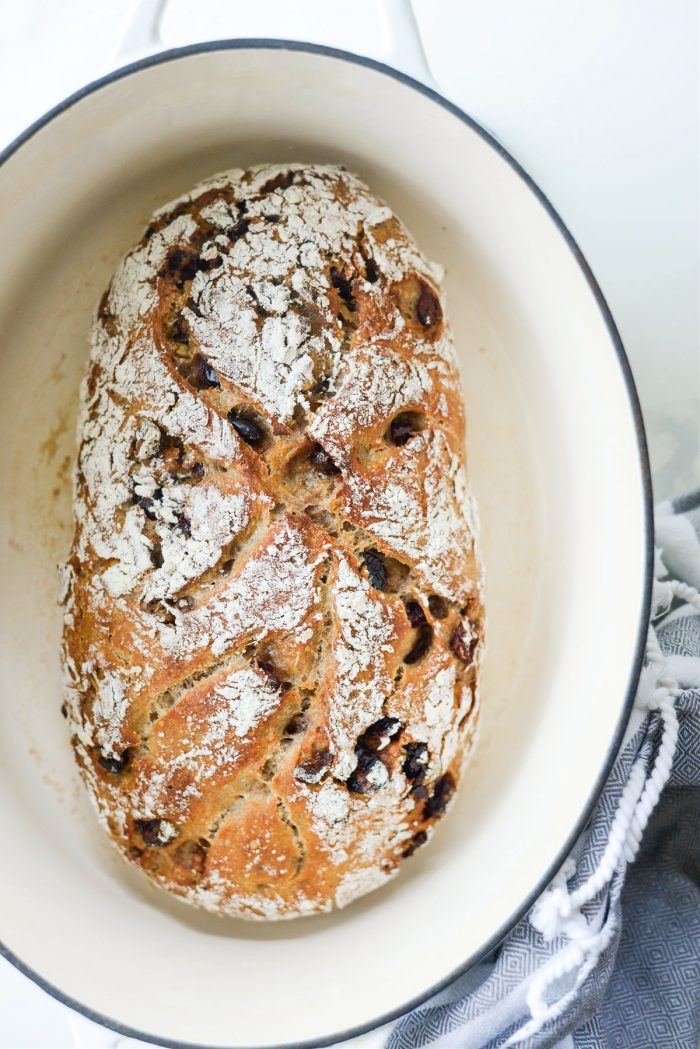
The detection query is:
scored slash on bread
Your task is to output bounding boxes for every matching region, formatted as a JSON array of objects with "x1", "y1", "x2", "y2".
[{"x1": 59, "y1": 163, "x2": 484, "y2": 920}]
